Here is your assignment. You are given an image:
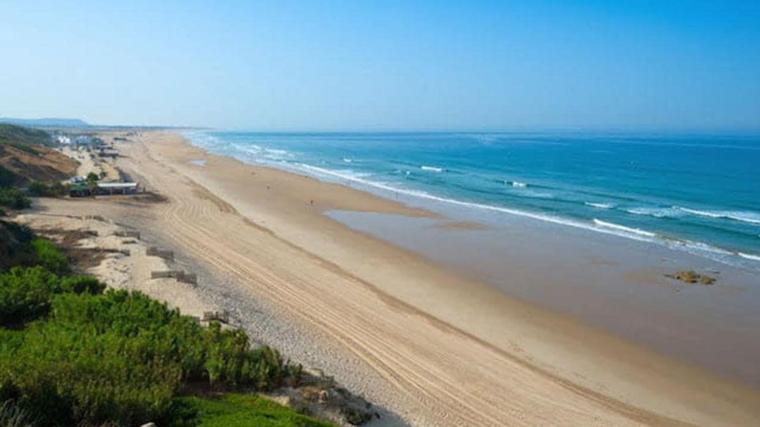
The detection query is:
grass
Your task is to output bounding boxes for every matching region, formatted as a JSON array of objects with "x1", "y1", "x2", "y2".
[{"x1": 176, "y1": 394, "x2": 334, "y2": 427}]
